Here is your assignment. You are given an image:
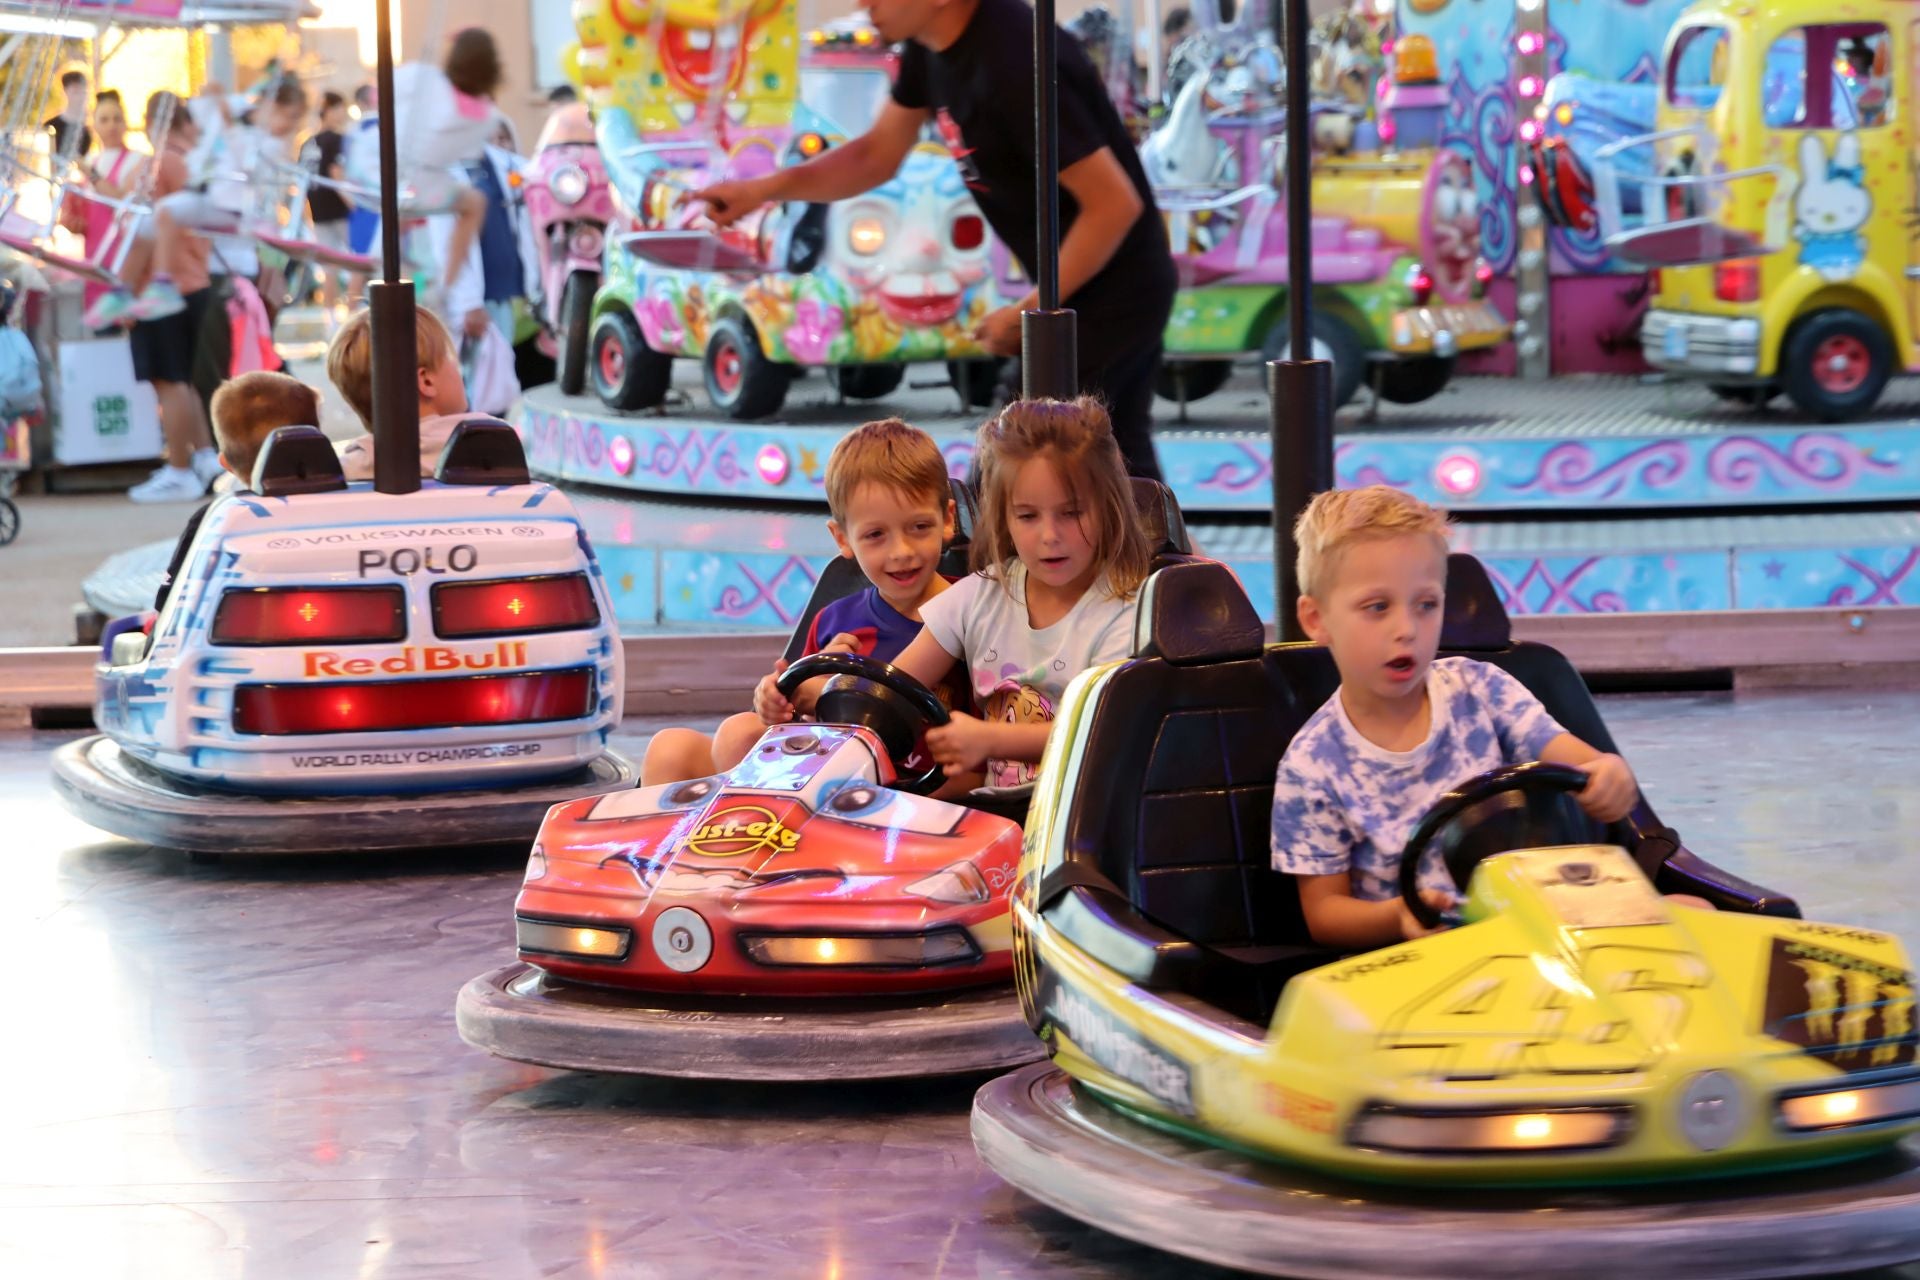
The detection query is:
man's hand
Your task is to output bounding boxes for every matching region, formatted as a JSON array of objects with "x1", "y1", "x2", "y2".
[
  {"x1": 1397, "y1": 887, "x2": 1458, "y2": 940},
  {"x1": 924, "y1": 710, "x2": 996, "y2": 776},
  {"x1": 1575, "y1": 753, "x2": 1639, "y2": 822},
  {"x1": 752, "y1": 658, "x2": 794, "y2": 724},
  {"x1": 972, "y1": 304, "x2": 1022, "y2": 357},
  {"x1": 690, "y1": 177, "x2": 773, "y2": 229},
  {"x1": 464, "y1": 308, "x2": 491, "y2": 339}
]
